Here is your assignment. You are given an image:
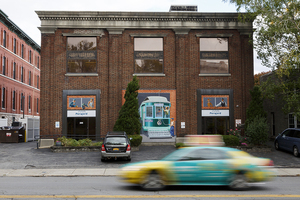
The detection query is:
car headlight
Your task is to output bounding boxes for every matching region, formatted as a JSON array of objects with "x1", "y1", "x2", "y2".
[{"x1": 121, "y1": 165, "x2": 145, "y2": 171}]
